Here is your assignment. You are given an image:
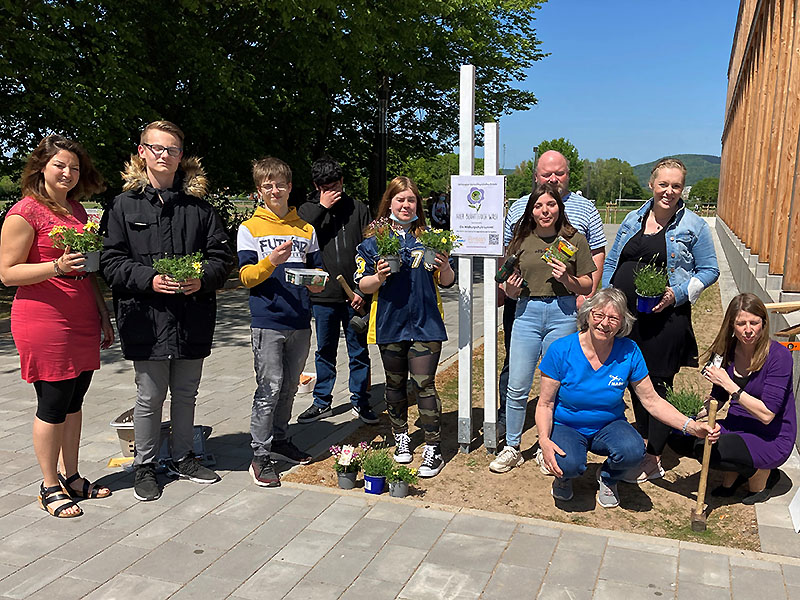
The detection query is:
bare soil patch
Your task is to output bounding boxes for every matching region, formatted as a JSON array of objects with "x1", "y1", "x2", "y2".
[{"x1": 284, "y1": 284, "x2": 761, "y2": 551}]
